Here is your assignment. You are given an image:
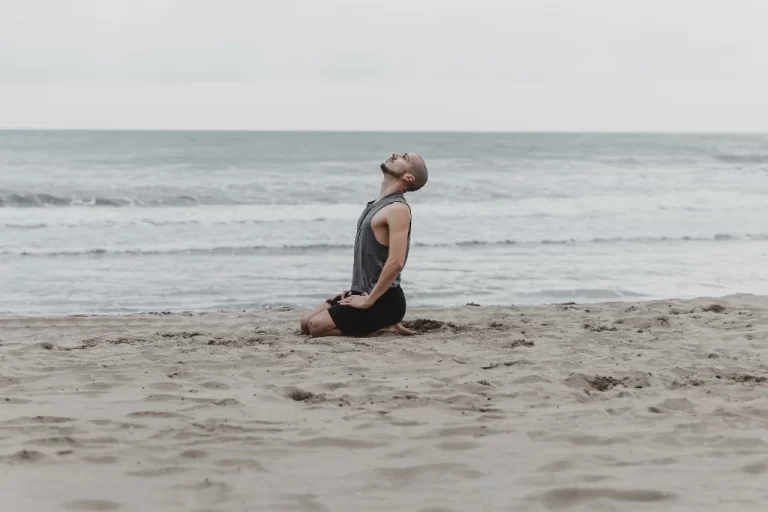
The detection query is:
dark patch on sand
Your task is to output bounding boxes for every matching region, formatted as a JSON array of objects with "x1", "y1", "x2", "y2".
[
  {"x1": 503, "y1": 339, "x2": 534, "y2": 349},
  {"x1": 582, "y1": 323, "x2": 618, "y2": 332},
  {"x1": 728, "y1": 373, "x2": 767, "y2": 384},
  {"x1": 4, "y1": 449, "x2": 46, "y2": 464},
  {"x1": 482, "y1": 359, "x2": 533, "y2": 370},
  {"x1": 288, "y1": 389, "x2": 315, "y2": 401},
  {"x1": 32, "y1": 416, "x2": 74, "y2": 424},
  {"x1": 703, "y1": 304, "x2": 726, "y2": 313},
  {"x1": 79, "y1": 337, "x2": 148, "y2": 349},
  {"x1": 159, "y1": 331, "x2": 206, "y2": 339},
  {"x1": 402, "y1": 319, "x2": 467, "y2": 334},
  {"x1": 207, "y1": 336, "x2": 275, "y2": 347},
  {"x1": 587, "y1": 376, "x2": 624, "y2": 391},
  {"x1": 62, "y1": 499, "x2": 122, "y2": 511},
  {"x1": 565, "y1": 373, "x2": 634, "y2": 392}
]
